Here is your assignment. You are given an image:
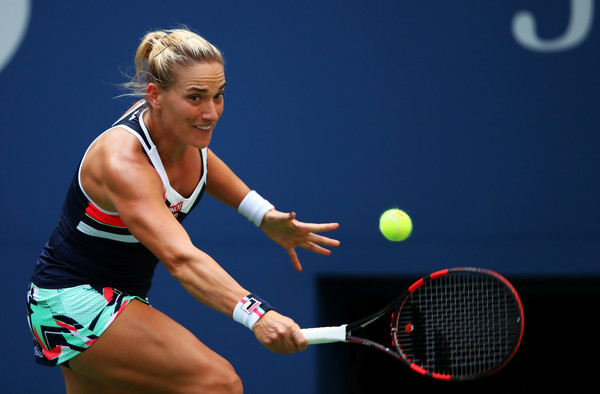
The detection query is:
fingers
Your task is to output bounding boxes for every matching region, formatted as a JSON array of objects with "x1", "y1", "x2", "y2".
[
  {"x1": 273, "y1": 327, "x2": 306, "y2": 354},
  {"x1": 293, "y1": 222, "x2": 340, "y2": 247},
  {"x1": 286, "y1": 222, "x2": 340, "y2": 269},
  {"x1": 296, "y1": 232, "x2": 340, "y2": 258},
  {"x1": 301, "y1": 242, "x2": 333, "y2": 256},
  {"x1": 301, "y1": 224, "x2": 340, "y2": 248},
  {"x1": 306, "y1": 232, "x2": 341, "y2": 248},
  {"x1": 292, "y1": 329, "x2": 308, "y2": 352},
  {"x1": 287, "y1": 238, "x2": 339, "y2": 271},
  {"x1": 253, "y1": 312, "x2": 307, "y2": 354},
  {"x1": 261, "y1": 209, "x2": 340, "y2": 269},
  {"x1": 302, "y1": 222, "x2": 340, "y2": 235},
  {"x1": 287, "y1": 248, "x2": 303, "y2": 272}
]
